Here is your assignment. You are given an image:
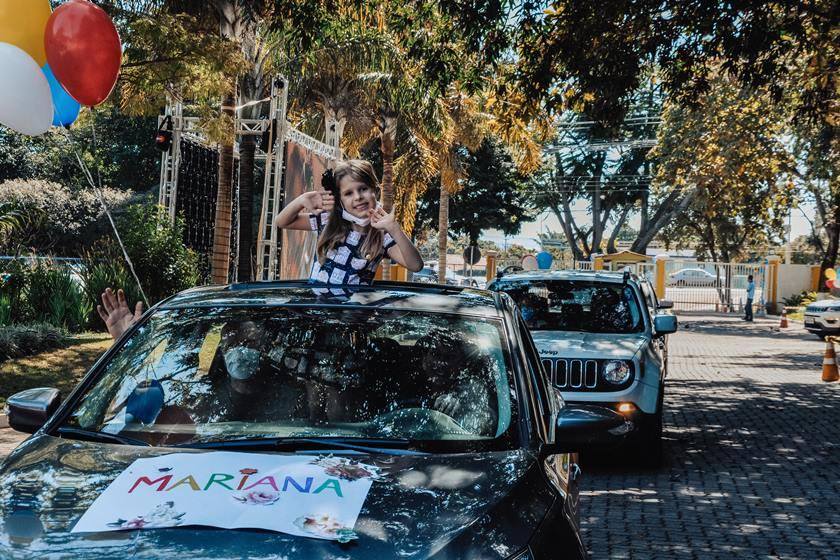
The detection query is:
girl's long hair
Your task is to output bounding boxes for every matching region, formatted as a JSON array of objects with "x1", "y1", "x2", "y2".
[{"x1": 316, "y1": 159, "x2": 384, "y2": 265}]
